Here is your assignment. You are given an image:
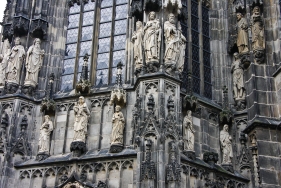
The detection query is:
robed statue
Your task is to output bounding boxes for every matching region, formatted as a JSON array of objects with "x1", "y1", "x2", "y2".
[
  {"x1": 73, "y1": 96, "x2": 90, "y2": 142},
  {"x1": 6, "y1": 37, "x2": 26, "y2": 85},
  {"x1": 231, "y1": 52, "x2": 245, "y2": 100},
  {"x1": 38, "y1": 115, "x2": 53, "y2": 154},
  {"x1": 24, "y1": 38, "x2": 45, "y2": 87},
  {"x1": 132, "y1": 21, "x2": 143, "y2": 72},
  {"x1": 236, "y1": 13, "x2": 249, "y2": 53},
  {"x1": 183, "y1": 110, "x2": 195, "y2": 151},
  {"x1": 111, "y1": 105, "x2": 125, "y2": 145},
  {"x1": 0, "y1": 39, "x2": 11, "y2": 87},
  {"x1": 251, "y1": 6, "x2": 265, "y2": 51},
  {"x1": 220, "y1": 124, "x2": 233, "y2": 164},
  {"x1": 143, "y1": 11, "x2": 161, "y2": 63}
]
